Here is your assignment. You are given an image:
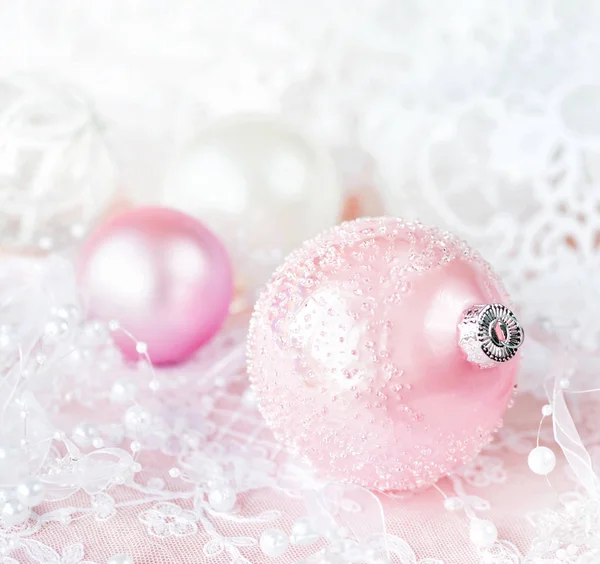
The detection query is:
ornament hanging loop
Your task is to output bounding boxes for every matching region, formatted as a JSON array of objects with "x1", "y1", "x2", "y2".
[{"x1": 459, "y1": 304, "x2": 525, "y2": 369}]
